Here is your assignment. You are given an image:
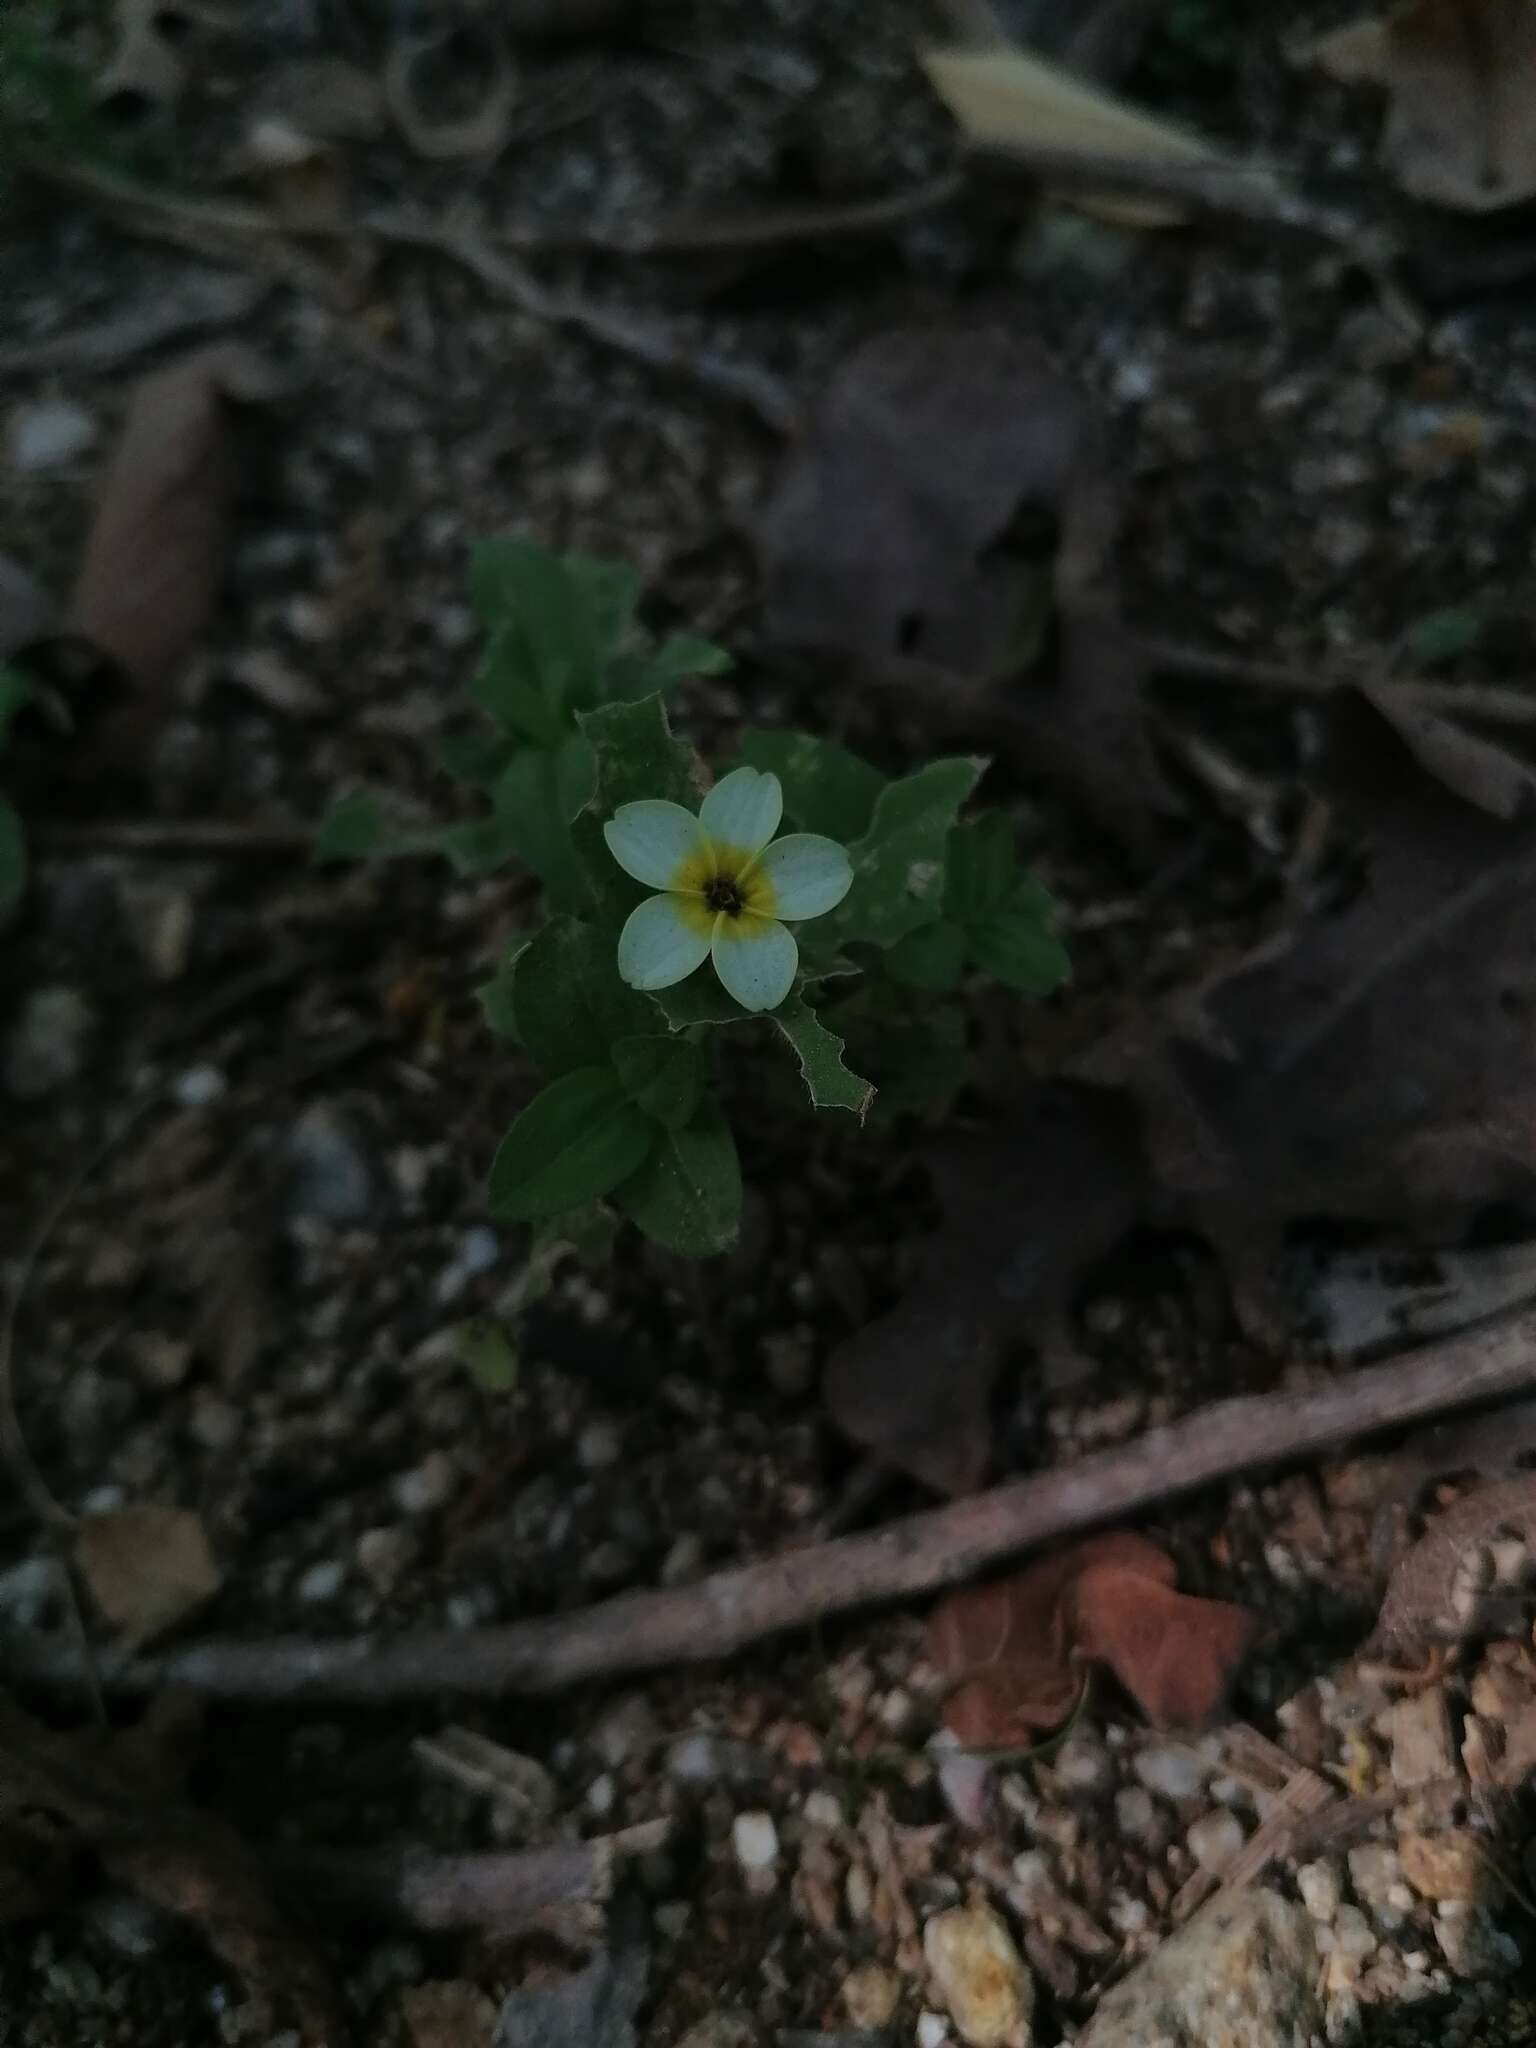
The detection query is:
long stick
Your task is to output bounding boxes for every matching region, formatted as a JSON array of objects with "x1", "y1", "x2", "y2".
[{"x1": 16, "y1": 1311, "x2": 1536, "y2": 1705}]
